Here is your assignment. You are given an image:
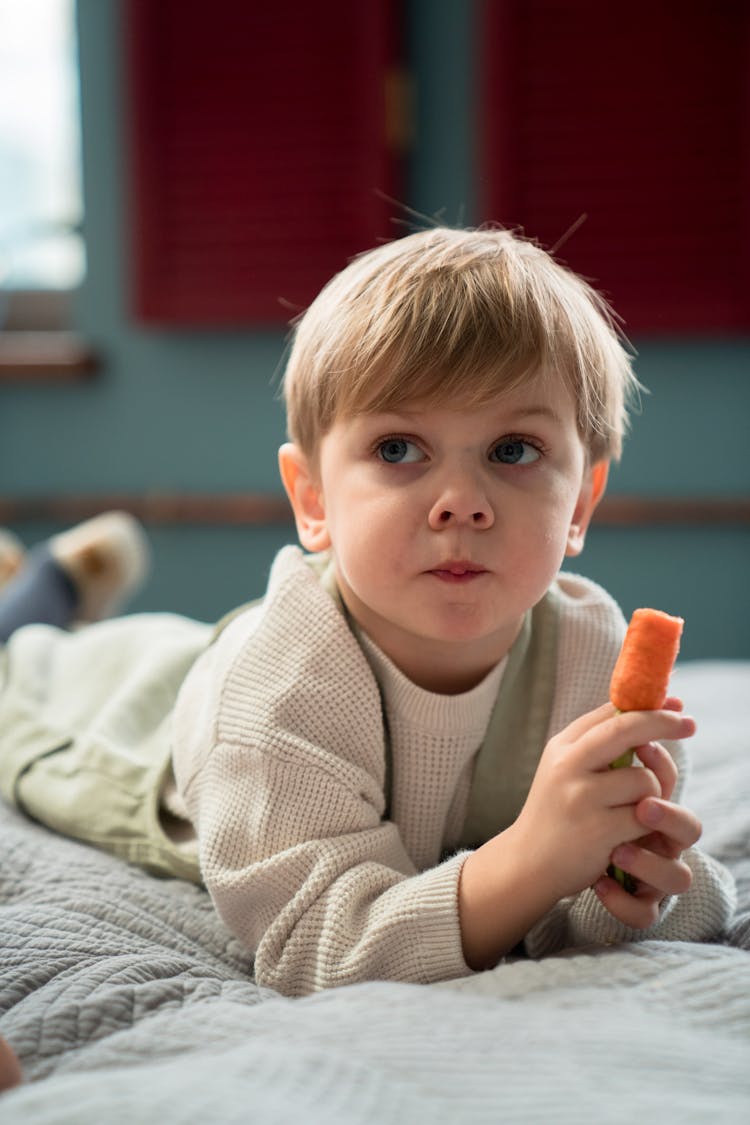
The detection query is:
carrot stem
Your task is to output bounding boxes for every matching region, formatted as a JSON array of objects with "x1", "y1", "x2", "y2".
[{"x1": 608, "y1": 745, "x2": 637, "y2": 892}]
